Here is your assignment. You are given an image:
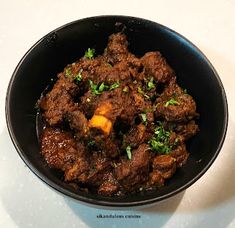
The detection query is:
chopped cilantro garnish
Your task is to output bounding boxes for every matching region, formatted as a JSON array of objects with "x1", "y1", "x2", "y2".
[
  {"x1": 144, "y1": 108, "x2": 153, "y2": 113},
  {"x1": 147, "y1": 77, "x2": 155, "y2": 90},
  {"x1": 89, "y1": 80, "x2": 120, "y2": 95},
  {"x1": 109, "y1": 81, "x2": 120, "y2": 90},
  {"x1": 87, "y1": 140, "x2": 96, "y2": 147},
  {"x1": 138, "y1": 86, "x2": 143, "y2": 94},
  {"x1": 84, "y1": 48, "x2": 95, "y2": 59},
  {"x1": 112, "y1": 162, "x2": 118, "y2": 168},
  {"x1": 89, "y1": 80, "x2": 99, "y2": 95},
  {"x1": 174, "y1": 137, "x2": 179, "y2": 146},
  {"x1": 74, "y1": 69, "x2": 83, "y2": 83},
  {"x1": 148, "y1": 122, "x2": 172, "y2": 154},
  {"x1": 140, "y1": 113, "x2": 147, "y2": 125},
  {"x1": 106, "y1": 63, "x2": 112, "y2": 68},
  {"x1": 99, "y1": 82, "x2": 109, "y2": 92},
  {"x1": 65, "y1": 68, "x2": 72, "y2": 77},
  {"x1": 126, "y1": 145, "x2": 132, "y2": 160},
  {"x1": 137, "y1": 87, "x2": 150, "y2": 99},
  {"x1": 164, "y1": 98, "x2": 180, "y2": 107}
]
